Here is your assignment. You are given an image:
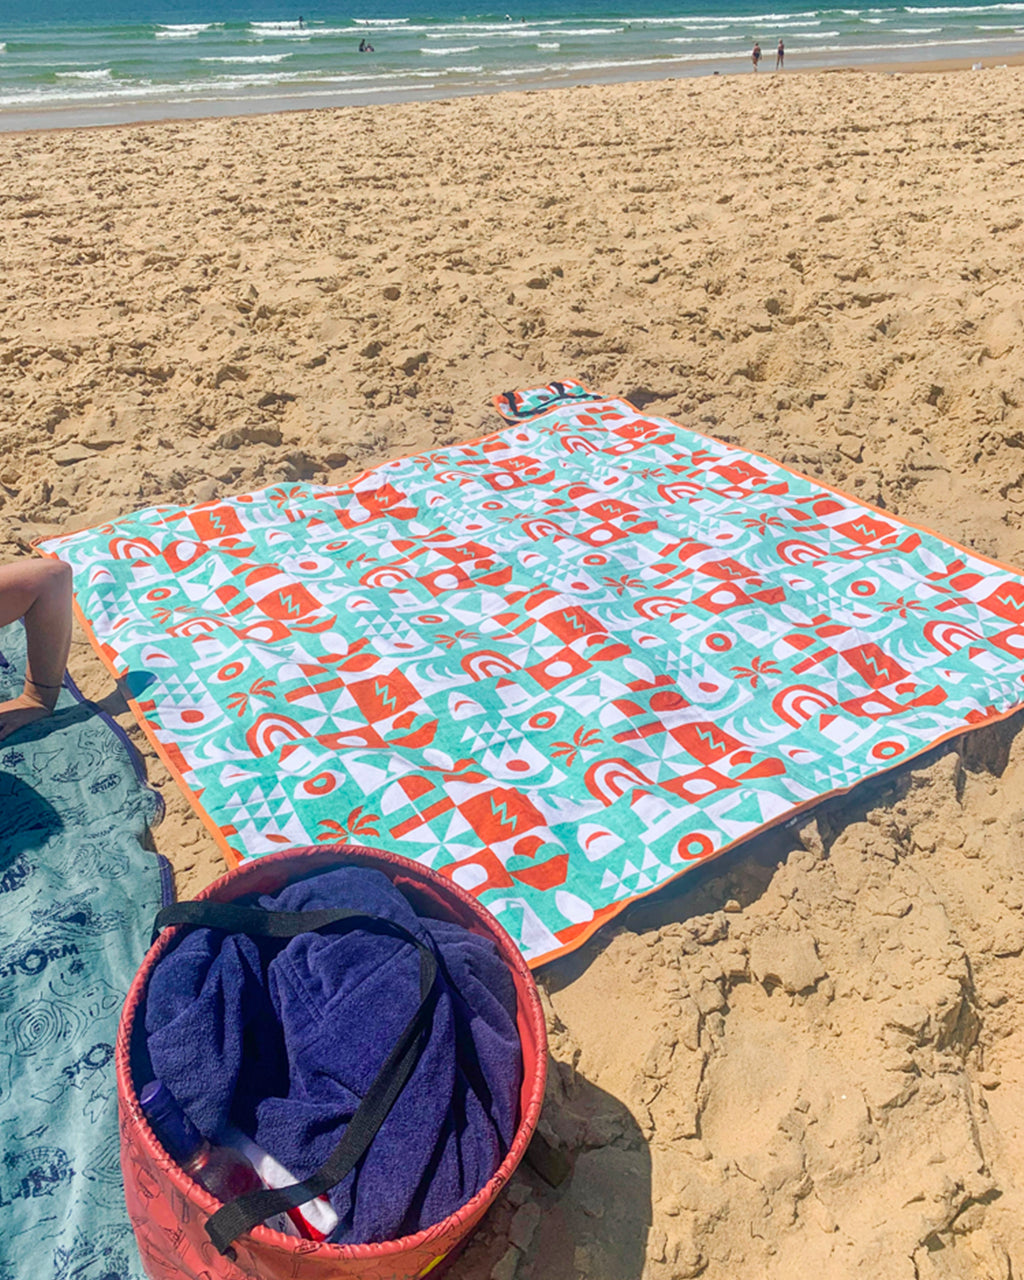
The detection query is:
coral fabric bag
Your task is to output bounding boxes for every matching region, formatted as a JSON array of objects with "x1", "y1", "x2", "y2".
[{"x1": 117, "y1": 844, "x2": 547, "y2": 1280}]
